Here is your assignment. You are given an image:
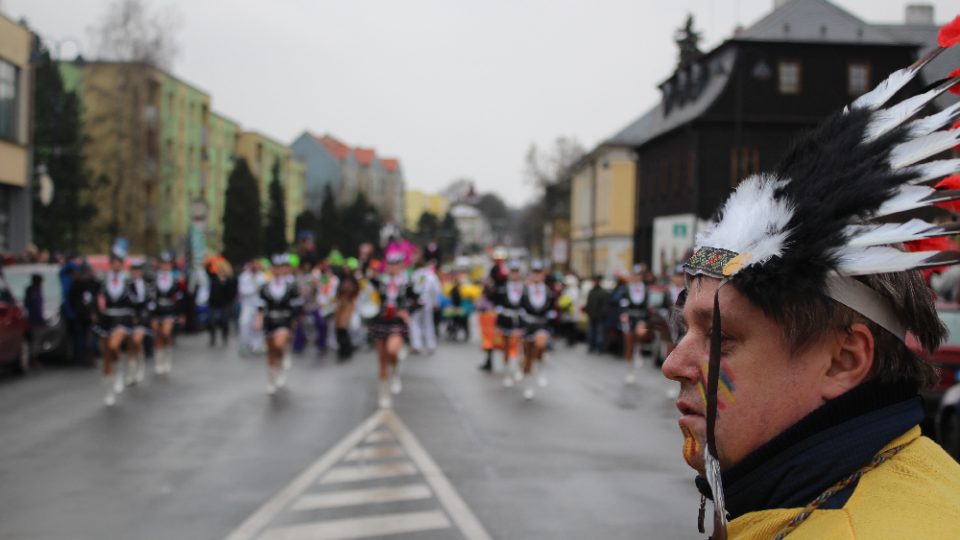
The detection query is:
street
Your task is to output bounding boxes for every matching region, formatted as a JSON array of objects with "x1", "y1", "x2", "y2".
[{"x1": 0, "y1": 335, "x2": 698, "y2": 540}]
